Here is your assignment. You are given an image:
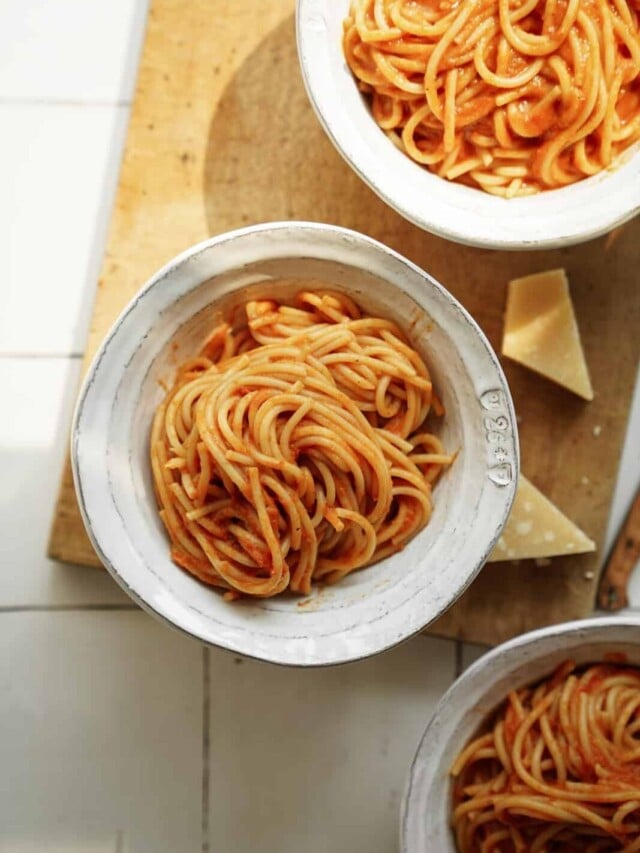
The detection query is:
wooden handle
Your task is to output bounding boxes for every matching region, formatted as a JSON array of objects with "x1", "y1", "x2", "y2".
[{"x1": 598, "y1": 486, "x2": 640, "y2": 611}]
